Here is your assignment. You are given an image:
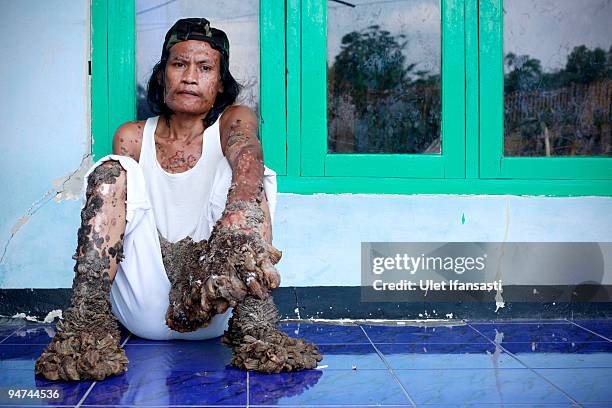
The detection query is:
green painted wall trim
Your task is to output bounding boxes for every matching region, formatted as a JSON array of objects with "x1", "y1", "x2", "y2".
[
  {"x1": 91, "y1": 0, "x2": 108, "y2": 160},
  {"x1": 286, "y1": 0, "x2": 302, "y2": 177},
  {"x1": 300, "y1": 0, "x2": 327, "y2": 176},
  {"x1": 325, "y1": 154, "x2": 444, "y2": 178},
  {"x1": 108, "y1": 1, "x2": 136, "y2": 149},
  {"x1": 277, "y1": 175, "x2": 612, "y2": 196},
  {"x1": 91, "y1": 0, "x2": 135, "y2": 160},
  {"x1": 465, "y1": 0, "x2": 480, "y2": 179},
  {"x1": 440, "y1": 0, "x2": 466, "y2": 178},
  {"x1": 260, "y1": 1, "x2": 287, "y2": 175}
]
